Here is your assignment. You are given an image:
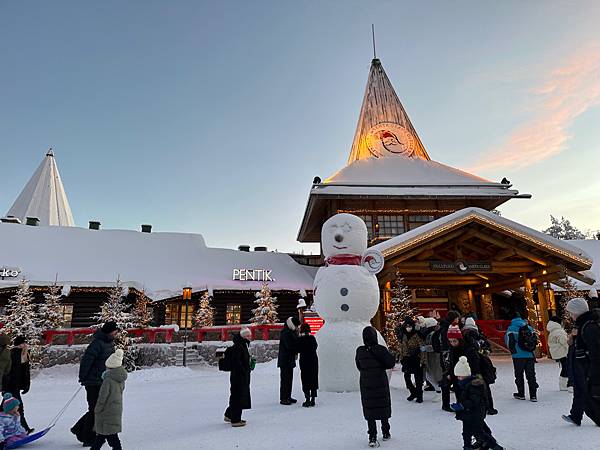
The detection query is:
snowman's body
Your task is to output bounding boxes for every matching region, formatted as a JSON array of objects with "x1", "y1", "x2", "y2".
[{"x1": 314, "y1": 214, "x2": 386, "y2": 392}]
